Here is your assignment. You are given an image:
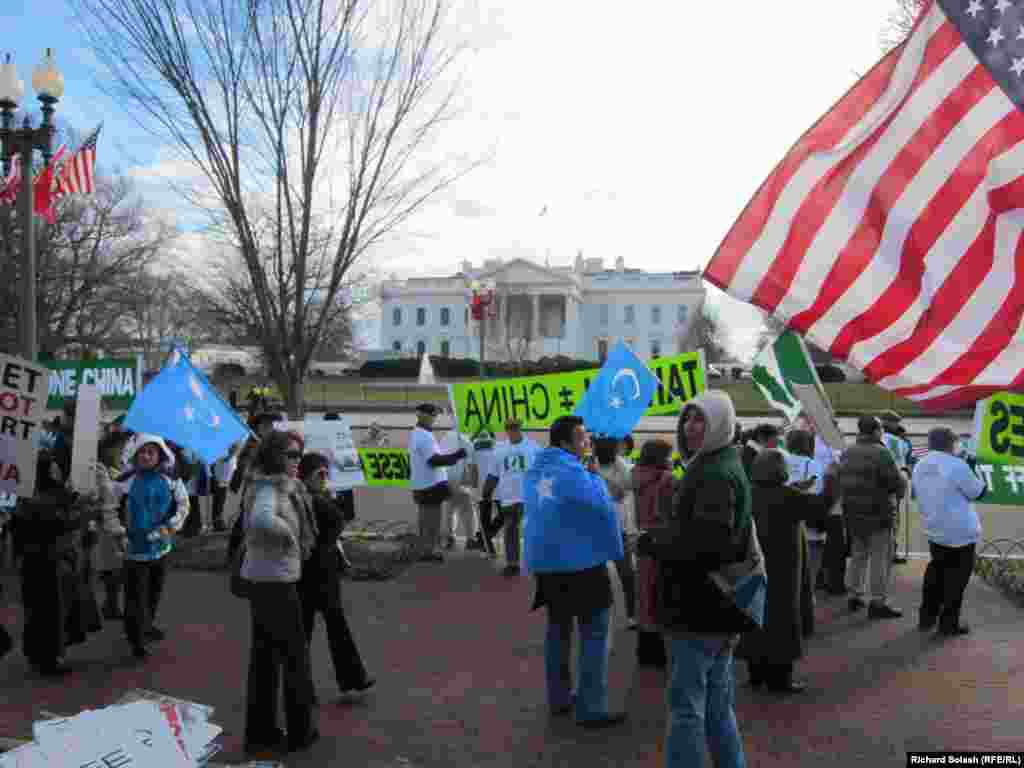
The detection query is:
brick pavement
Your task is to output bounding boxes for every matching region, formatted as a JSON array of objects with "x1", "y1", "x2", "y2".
[{"x1": 1, "y1": 551, "x2": 1022, "y2": 767}]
